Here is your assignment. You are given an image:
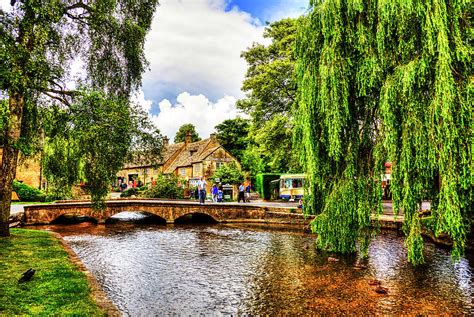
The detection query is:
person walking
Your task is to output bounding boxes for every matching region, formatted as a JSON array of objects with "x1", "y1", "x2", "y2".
[
  {"x1": 212, "y1": 184, "x2": 218, "y2": 203},
  {"x1": 245, "y1": 183, "x2": 251, "y2": 202},
  {"x1": 198, "y1": 177, "x2": 207, "y2": 204},
  {"x1": 238, "y1": 183, "x2": 245, "y2": 203}
]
